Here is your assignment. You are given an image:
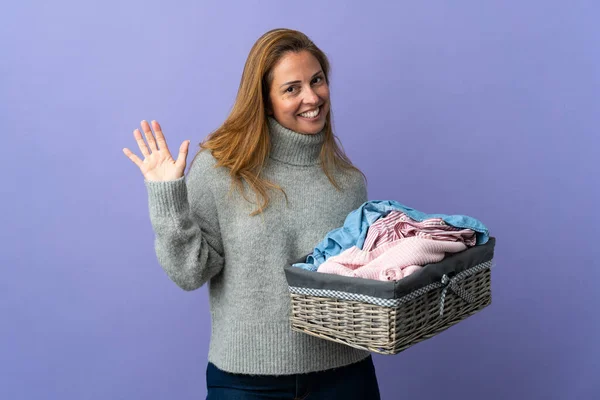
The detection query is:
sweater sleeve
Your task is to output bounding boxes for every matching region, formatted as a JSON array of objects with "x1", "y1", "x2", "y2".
[{"x1": 144, "y1": 158, "x2": 225, "y2": 291}]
